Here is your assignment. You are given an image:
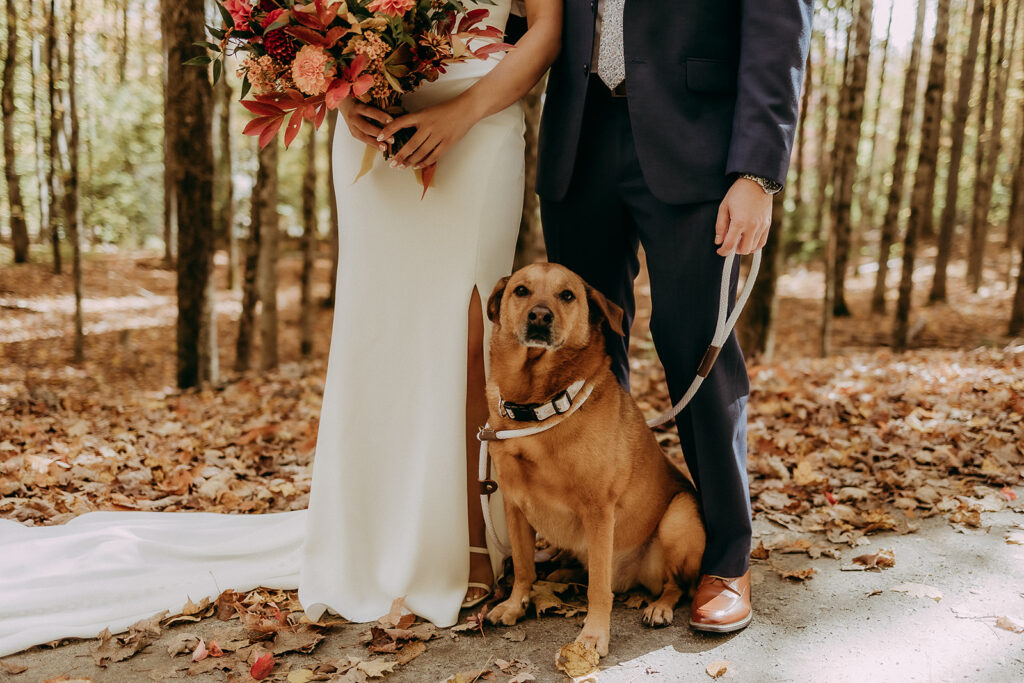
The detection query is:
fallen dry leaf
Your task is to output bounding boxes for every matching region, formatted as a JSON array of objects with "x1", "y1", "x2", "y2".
[
  {"x1": 357, "y1": 658, "x2": 398, "y2": 678},
  {"x1": 706, "y1": 660, "x2": 732, "y2": 679},
  {"x1": 251, "y1": 652, "x2": 275, "y2": 680},
  {"x1": 555, "y1": 642, "x2": 599, "y2": 678},
  {"x1": 287, "y1": 669, "x2": 316, "y2": 683},
  {"x1": 851, "y1": 549, "x2": 895, "y2": 570},
  {"x1": 191, "y1": 637, "x2": 208, "y2": 662},
  {"x1": 396, "y1": 640, "x2": 427, "y2": 665},
  {"x1": 502, "y1": 627, "x2": 527, "y2": 642},
  {"x1": 778, "y1": 567, "x2": 816, "y2": 581},
  {"x1": 890, "y1": 582, "x2": 942, "y2": 602},
  {"x1": 0, "y1": 660, "x2": 29, "y2": 675},
  {"x1": 995, "y1": 616, "x2": 1024, "y2": 634}
]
